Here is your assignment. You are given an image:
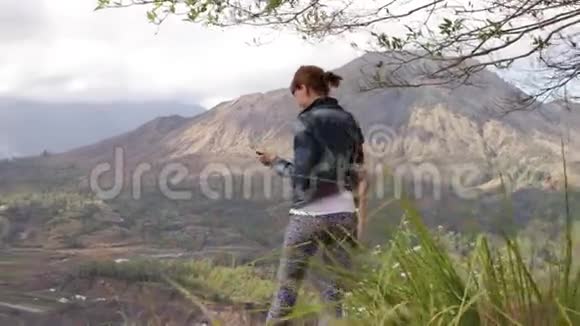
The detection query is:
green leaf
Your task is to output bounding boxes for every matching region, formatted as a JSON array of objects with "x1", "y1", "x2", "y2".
[
  {"x1": 187, "y1": 9, "x2": 199, "y2": 21},
  {"x1": 266, "y1": 0, "x2": 283, "y2": 11},
  {"x1": 453, "y1": 18, "x2": 464, "y2": 32},
  {"x1": 392, "y1": 37, "x2": 403, "y2": 50},
  {"x1": 147, "y1": 10, "x2": 157, "y2": 22},
  {"x1": 94, "y1": 0, "x2": 110, "y2": 11}
]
